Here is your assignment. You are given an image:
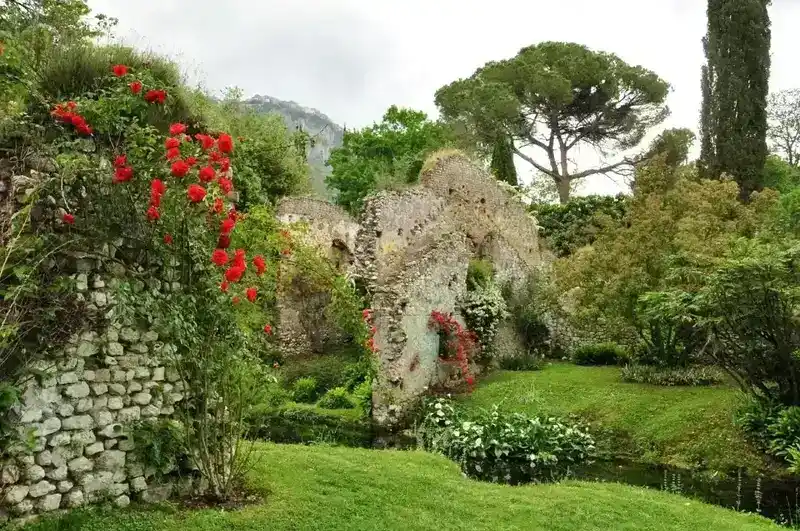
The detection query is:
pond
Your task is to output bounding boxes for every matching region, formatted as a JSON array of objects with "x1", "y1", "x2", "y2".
[{"x1": 570, "y1": 460, "x2": 800, "y2": 527}]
